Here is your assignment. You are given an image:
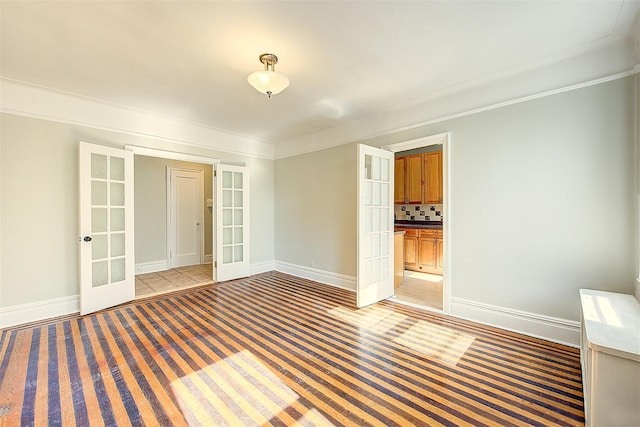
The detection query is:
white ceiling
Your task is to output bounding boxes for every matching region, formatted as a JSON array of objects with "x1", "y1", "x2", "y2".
[{"x1": 1, "y1": 1, "x2": 639, "y2": 152}]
